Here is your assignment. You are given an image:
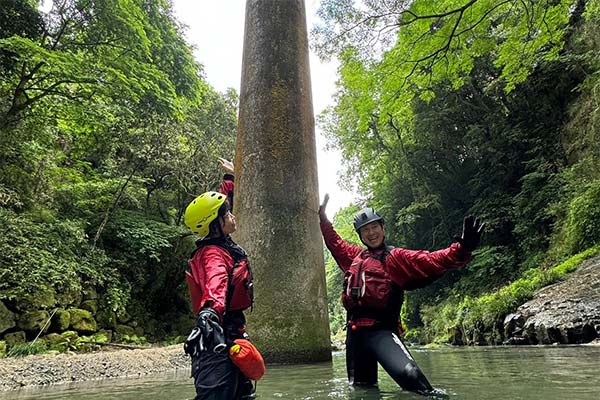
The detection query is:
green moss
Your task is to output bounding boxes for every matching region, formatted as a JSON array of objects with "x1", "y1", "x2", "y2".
[{"x1": 421, "y1": 245, "x2": 600, "y2": 344}]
